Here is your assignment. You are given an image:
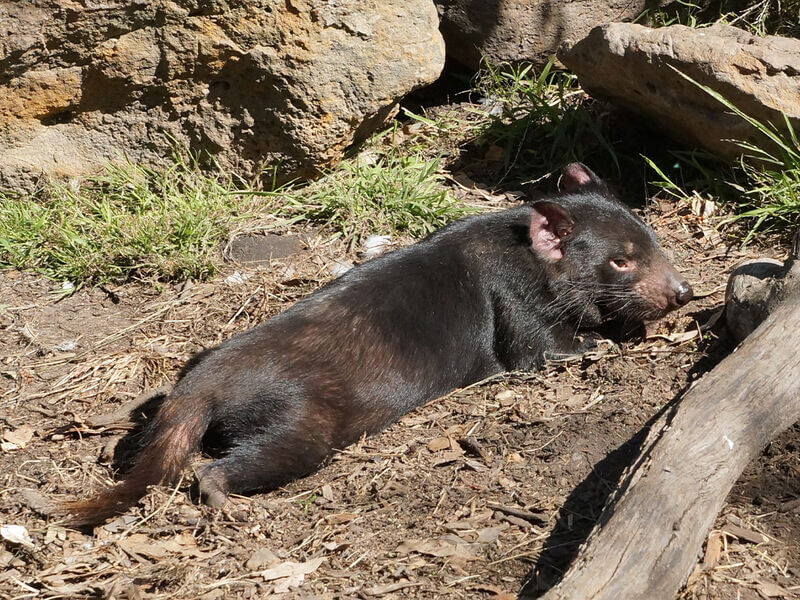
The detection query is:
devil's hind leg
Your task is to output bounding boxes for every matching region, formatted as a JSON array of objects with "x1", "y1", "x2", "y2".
[{"x1": 196, "y1": 435, "x2": 334, "y2": 507}]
